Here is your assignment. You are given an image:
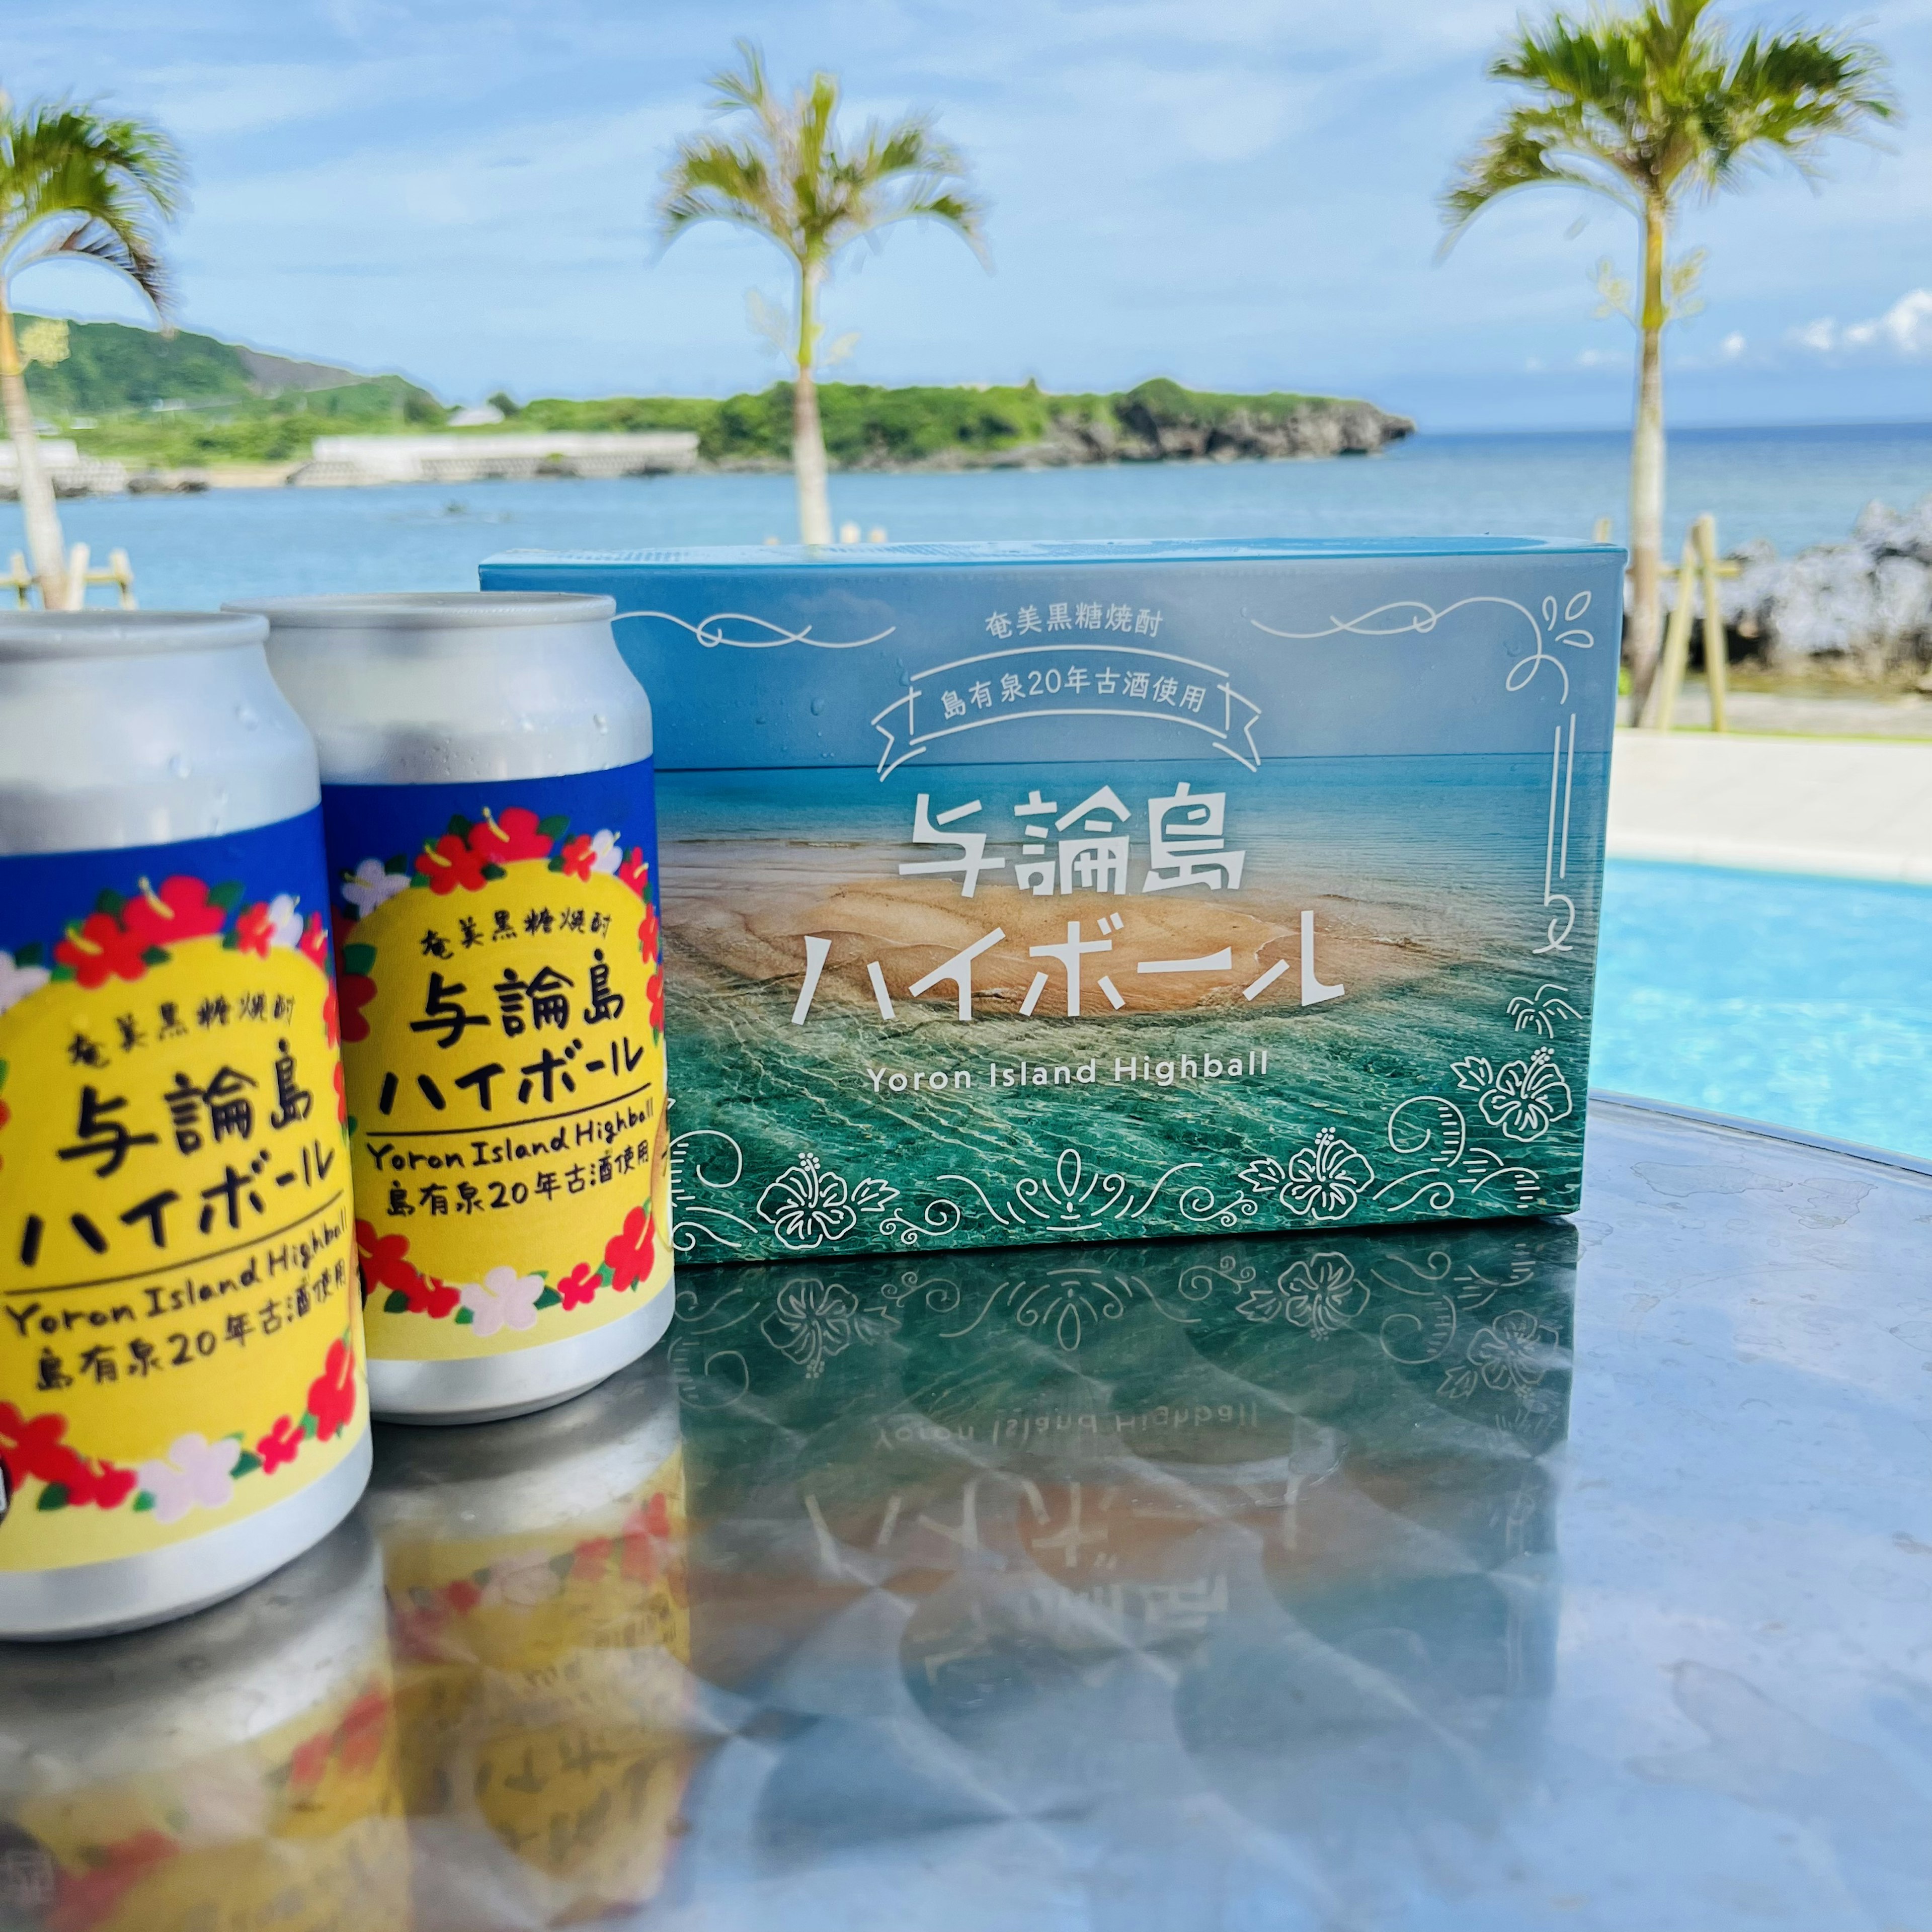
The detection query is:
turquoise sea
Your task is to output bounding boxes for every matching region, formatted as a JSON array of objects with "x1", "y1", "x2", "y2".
[
  {"x1": 658, "y1": 753, "x2": 1601, "y2": 1261},
  {"x1": 35, "y1": 420, "x2": 1932, "y2": 611}
]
